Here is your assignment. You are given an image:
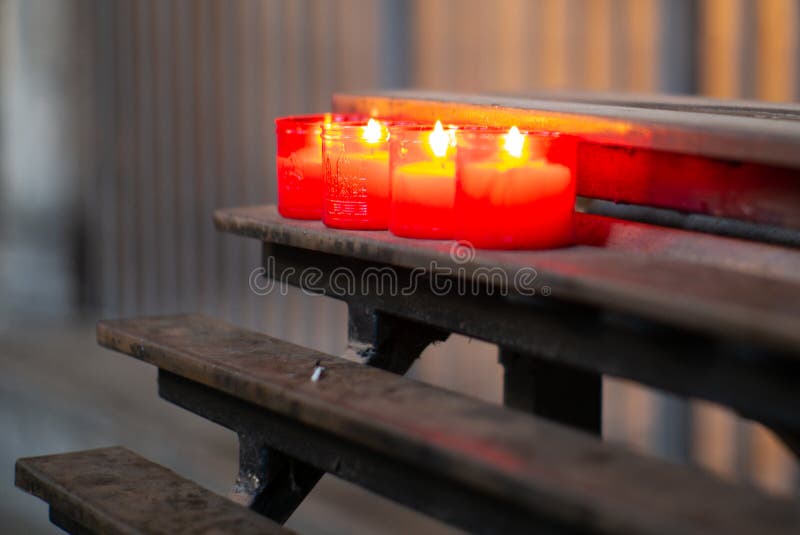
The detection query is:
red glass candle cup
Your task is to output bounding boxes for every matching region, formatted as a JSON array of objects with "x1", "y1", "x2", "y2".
[
  {"x1": 389, "y1": 122, "x2": 458, "y2": 239},
  {"x1": 454, "y1": 128, "x2": 576, "y2": 249},
  {"x1": 322, "y1": 119, "x2": 391, "y2": 229},
  {"x1": 275, "y1": 113, "x2": 364, "y2": 219}
]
